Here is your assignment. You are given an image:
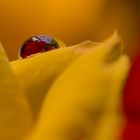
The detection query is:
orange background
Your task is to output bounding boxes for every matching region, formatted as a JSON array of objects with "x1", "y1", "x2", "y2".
[{"x1": 0, "y1": 0, "x2": 139, "y2": 60}]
